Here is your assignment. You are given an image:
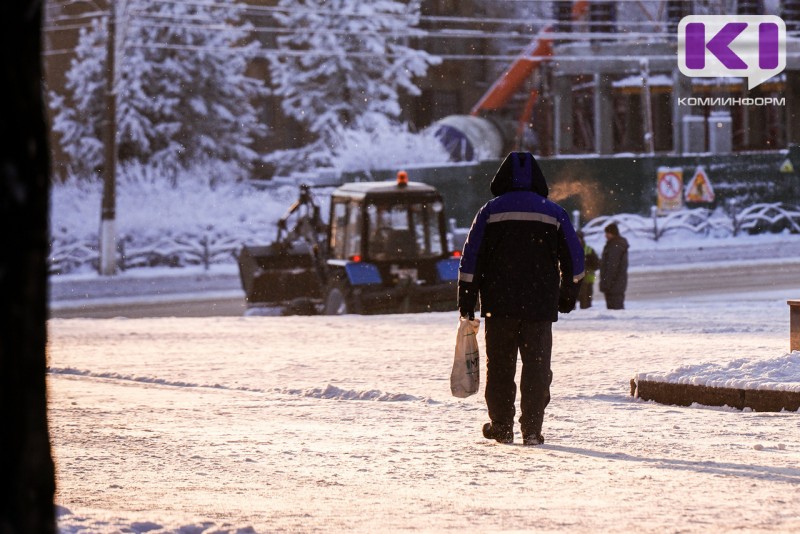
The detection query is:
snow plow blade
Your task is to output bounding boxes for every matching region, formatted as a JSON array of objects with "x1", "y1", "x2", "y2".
[
  {"x1": 237, "y1": 243, "x2": 324, "y2": 309},
  {"x1": 357, "y1": 281, "x2": 457, "y2": 315}
]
